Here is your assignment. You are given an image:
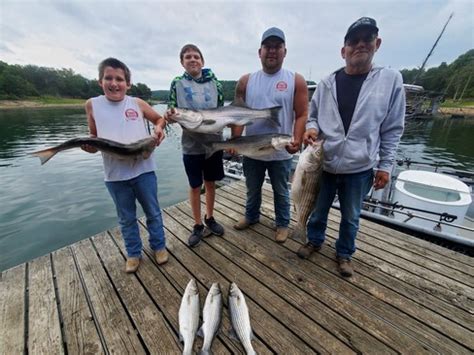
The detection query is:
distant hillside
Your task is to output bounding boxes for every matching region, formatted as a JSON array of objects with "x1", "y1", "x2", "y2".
[
  {"x1": 153, "y1": 79, "x2": 317, "y2": 103},
  {"x1": 401, "y1": 49, "x2": 474, "y2": 99},
  {"x1": 0, "y1": 61, "x2": 153, "y2": 100}
]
